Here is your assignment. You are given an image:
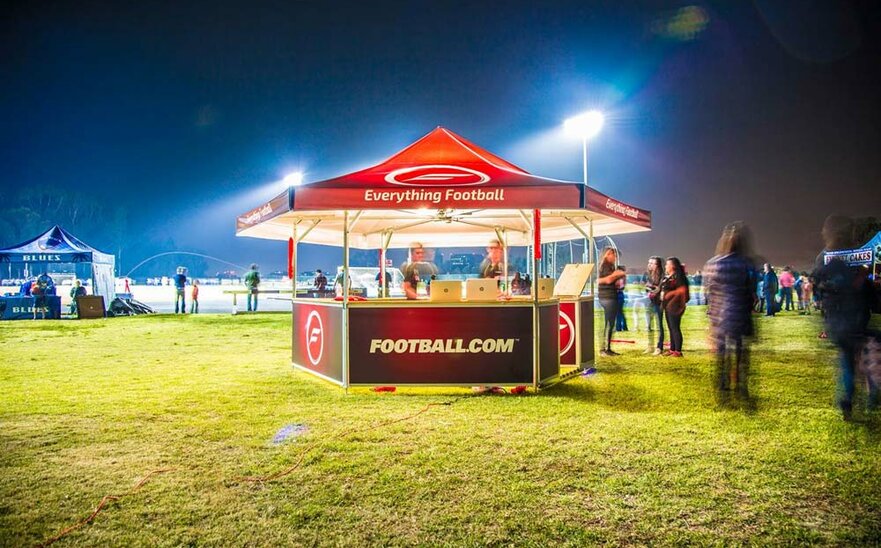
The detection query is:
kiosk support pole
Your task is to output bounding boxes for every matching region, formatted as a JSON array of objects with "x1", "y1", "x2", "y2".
[
  {"x1": 532, "y1": 209, "x2": 541, "y2": 389},
  {"x1": 342, "y1": 210, "x2": 350, "y2": 389},
  {"x1": 379, "y1": 230, "x2": 388, "y2": 298},
  {"x1": 291, "y1": 222, "x2": 298, "y2": 295},
  {"x1": 503, "y1": 228, "x2": 509, "y2": 296}
]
